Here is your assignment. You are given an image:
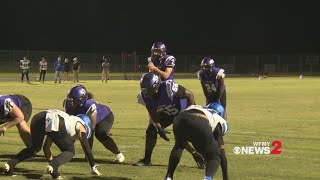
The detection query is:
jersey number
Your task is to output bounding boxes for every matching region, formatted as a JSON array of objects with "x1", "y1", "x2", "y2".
[
  {"x1": 157, "y1": 105, "x2": 179, "y2": 116},
  {"x1": 205, "y1": 83, "x2": 217, "y2": 93}
]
